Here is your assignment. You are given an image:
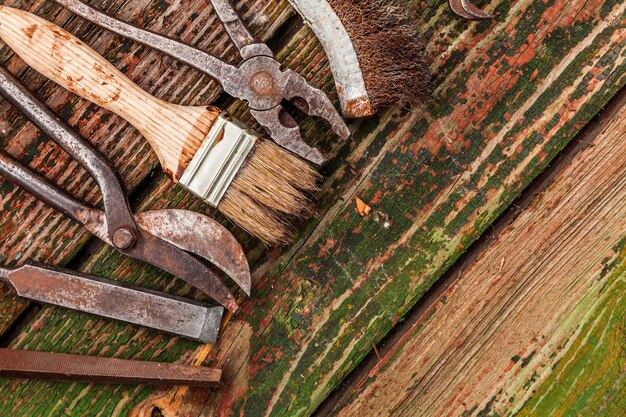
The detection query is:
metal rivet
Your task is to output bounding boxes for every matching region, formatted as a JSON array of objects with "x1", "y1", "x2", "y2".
[
  {"x1": 113, "y1": 228, "x2": 135, "y2": 249},
  {"x1": 249, "y1": 71, "x2": 275, "y2": 97}
]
